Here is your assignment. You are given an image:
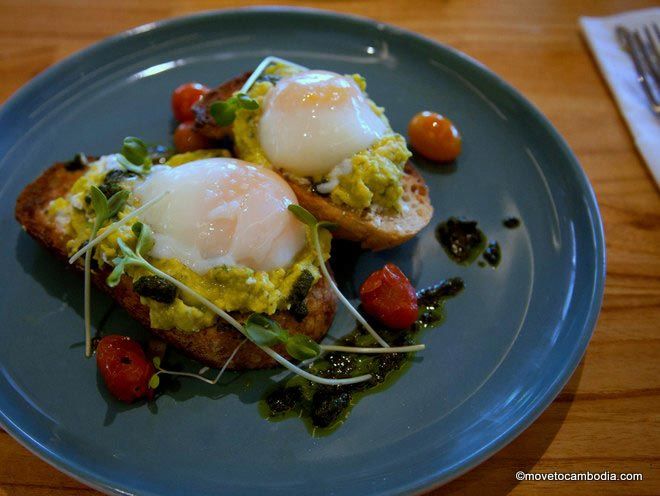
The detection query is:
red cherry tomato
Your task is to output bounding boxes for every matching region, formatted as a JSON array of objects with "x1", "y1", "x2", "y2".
[
  {"x1": 408, "y1": 111, "x2": 462, "y2": 162},
  {"x1": 173, "y1": 121, "x2": 212, "y2": 152},
  {"x1": 359, "y1": 263, "x2": 419, "y2": 330},
  {"x1": 96, "y1": 335, "x2": 155, "y2": 403},
  {"x1": 171, "y1": 82, "x2": 209, "y2": 123}
]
